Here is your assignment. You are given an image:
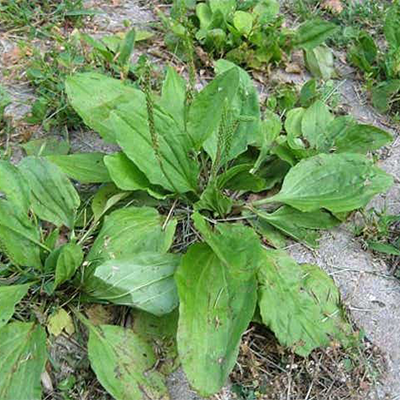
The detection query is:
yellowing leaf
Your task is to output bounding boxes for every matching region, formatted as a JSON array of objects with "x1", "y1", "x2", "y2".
[{"x1": 47, "y1": 309, "x2": 75, "y2": 337}]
